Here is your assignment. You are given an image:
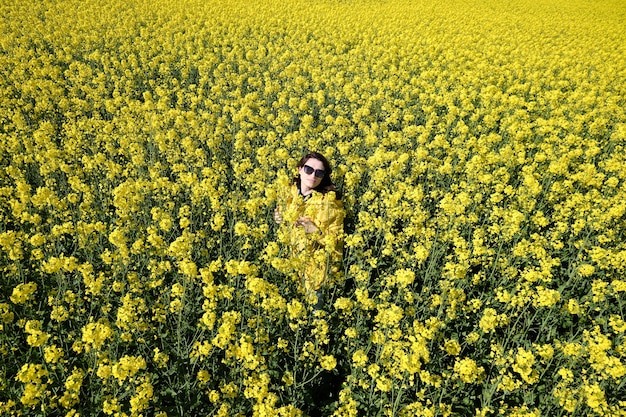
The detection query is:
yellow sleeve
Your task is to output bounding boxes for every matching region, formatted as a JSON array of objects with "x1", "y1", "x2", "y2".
[
  {"x1": 312, "y1": 193, "x2": 345, "y2": 261},
  {"x1": 280, "y1": 185, "x2": 303, "y2": 224}
]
